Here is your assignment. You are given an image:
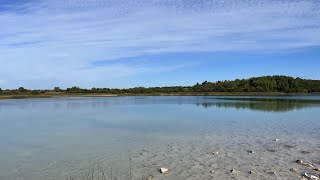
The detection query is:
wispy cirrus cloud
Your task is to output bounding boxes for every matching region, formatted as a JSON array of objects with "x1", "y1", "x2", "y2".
[{"x1": 0, "y1": 0, "x2": 319, "y2": 88}]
